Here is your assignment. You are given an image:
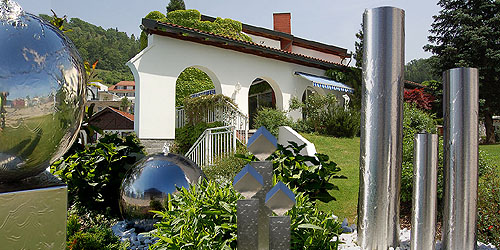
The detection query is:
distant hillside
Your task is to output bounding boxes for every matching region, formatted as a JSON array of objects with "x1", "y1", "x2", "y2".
[{"x1": 40, "y1": 14, "x2": 140, "y2": 85}]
